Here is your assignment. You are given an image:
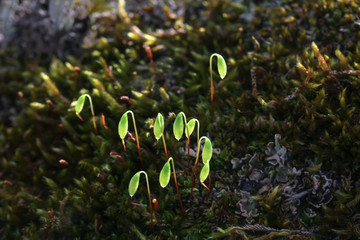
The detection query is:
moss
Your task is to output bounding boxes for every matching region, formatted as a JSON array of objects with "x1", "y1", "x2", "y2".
[{"x1": 1, "y1": 0, "x2": 360, "y2": 239}]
